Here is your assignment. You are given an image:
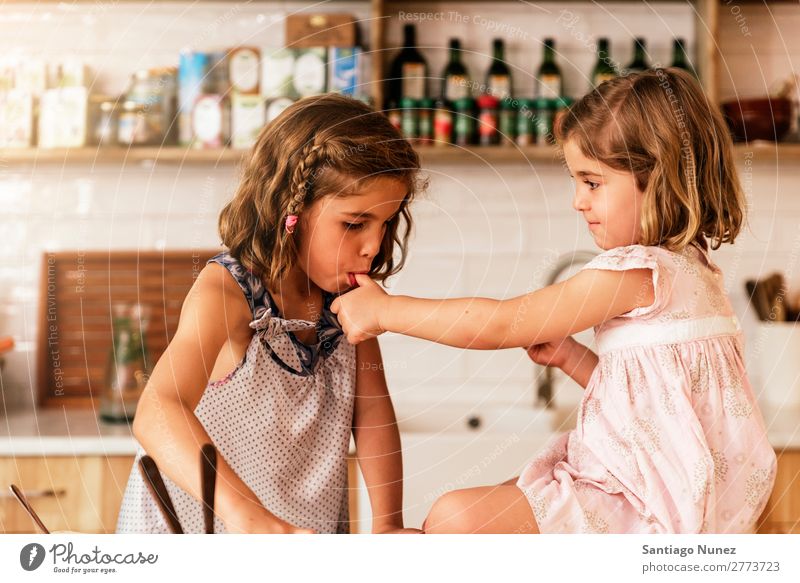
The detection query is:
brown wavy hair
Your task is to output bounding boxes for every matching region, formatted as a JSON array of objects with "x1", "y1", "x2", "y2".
[
  {"x1": 219, "y1": 93, "x2": 424, "y2": 286},
  {"x1": 556, "y1": 67, "x2": 745, "y2": 251}
]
